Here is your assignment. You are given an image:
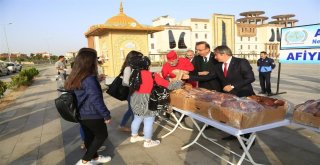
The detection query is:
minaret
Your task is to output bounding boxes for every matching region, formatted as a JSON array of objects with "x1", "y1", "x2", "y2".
[{"x1": 120, "y1": 1, "x2": 123, "y2": 14}]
